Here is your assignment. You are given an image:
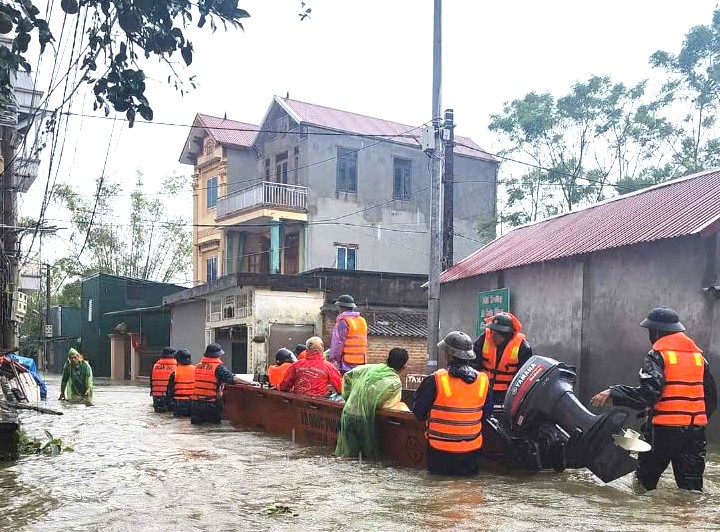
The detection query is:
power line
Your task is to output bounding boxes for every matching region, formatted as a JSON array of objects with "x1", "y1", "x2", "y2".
[
  {"x1": 59, "y1": 111, "x2": 425, "y2": 139},
  {"x1": 55, "y1": 118, "x2": 119, "y2": 289}
]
